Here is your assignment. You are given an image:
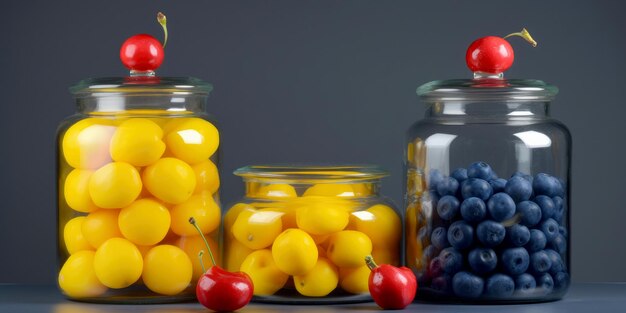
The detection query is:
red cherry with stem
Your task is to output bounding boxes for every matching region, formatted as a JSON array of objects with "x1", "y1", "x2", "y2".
[
  {"x1": 465, "y1": 28, "x2": 537, "y2": 76},
  {"x1": 189, "y1": 217, "x2": 253, "y2": 312},
  {"x1": 119, "y1": 12, "x2": 168, "y2": 73},
  {"x1": 366, "y1": 255, "x2": 417, "y2": 310}
]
